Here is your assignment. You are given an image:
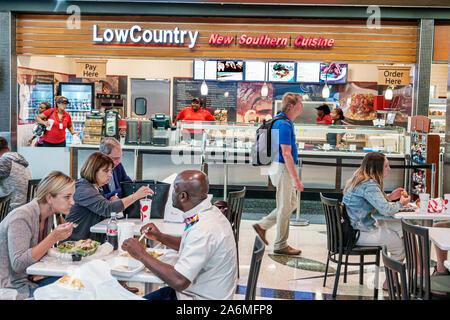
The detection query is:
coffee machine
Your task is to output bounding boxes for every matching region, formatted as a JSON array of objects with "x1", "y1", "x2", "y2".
[{"x1": 151, "y1": 113, "x2": 171, "y2": 146}]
